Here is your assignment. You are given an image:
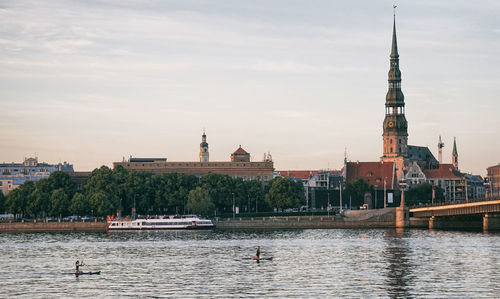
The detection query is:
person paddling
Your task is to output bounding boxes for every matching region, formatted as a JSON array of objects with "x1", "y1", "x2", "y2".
[
  {"x1": 75, "y1": 259, "x2": 85, "y2": 274},
  {"x1": 253, "y1": 246, "x2": 261, "y2": 260}
]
